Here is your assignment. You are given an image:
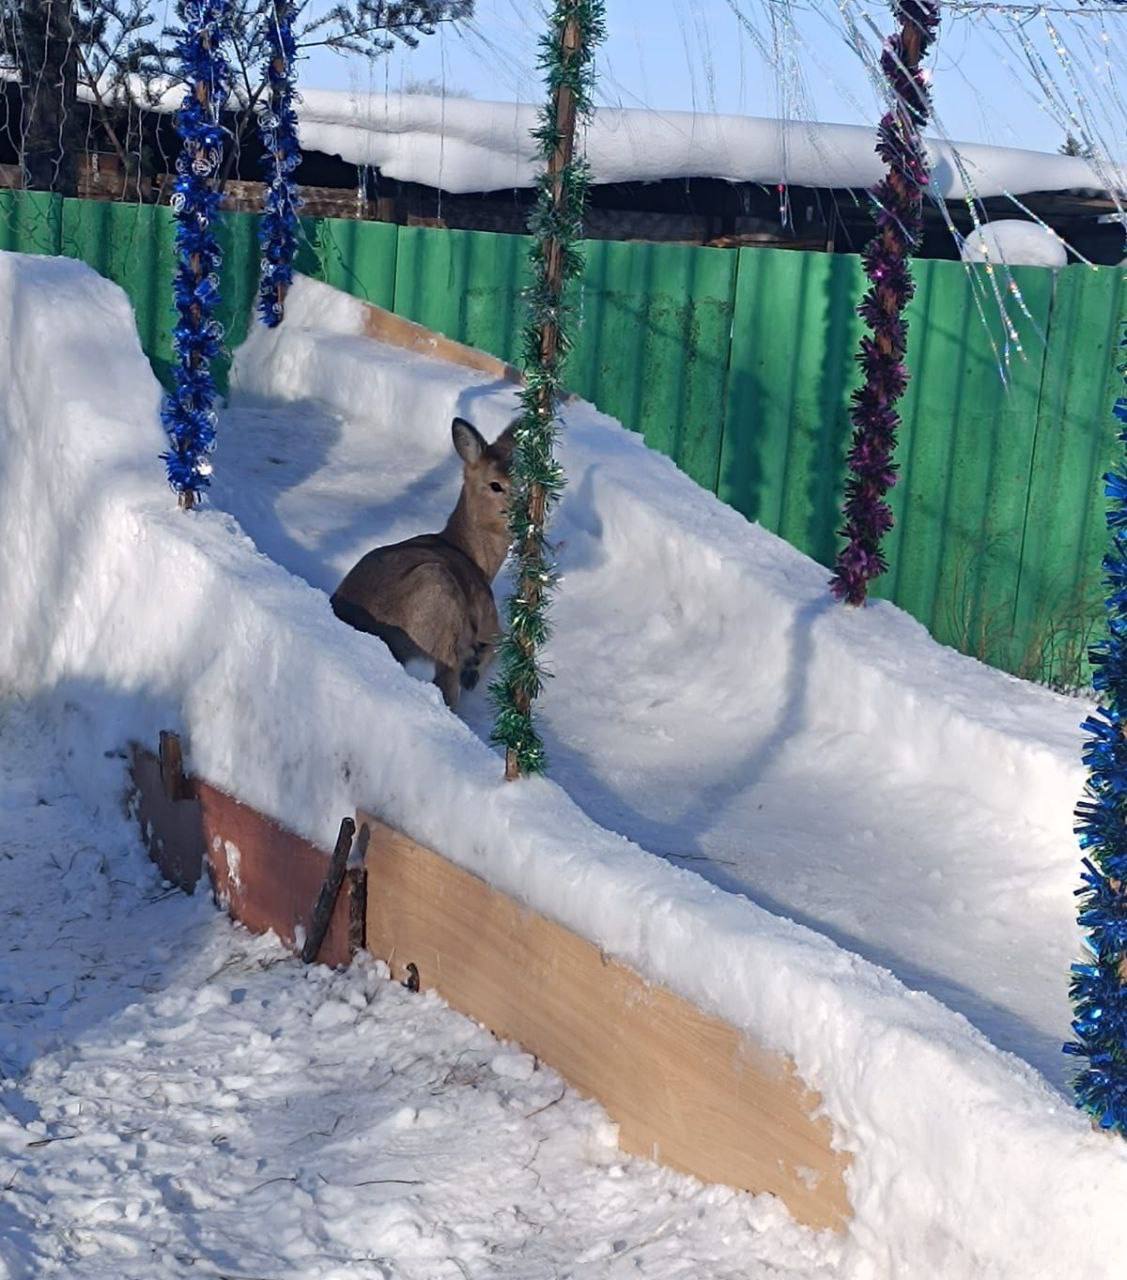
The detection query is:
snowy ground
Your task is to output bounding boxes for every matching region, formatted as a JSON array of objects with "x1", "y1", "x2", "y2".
[{"x1": 0, "y1": 702, "x2": 834, "y2": 1280}]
